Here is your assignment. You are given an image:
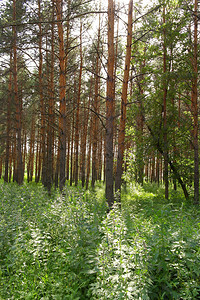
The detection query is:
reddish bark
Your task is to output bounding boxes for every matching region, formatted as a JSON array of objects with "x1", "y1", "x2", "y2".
[
  {"x1": 115, "y1": 0, "x2": 133, "y2": 193},
  {"x1": 81, "y1": 76, "x2": 93, "y2": 187},
  {"x1": 86, "y1": 120, "x2": 92, "y2": 190},
  {"x1": 74, "y1": 22, "x2": 83, "y2": 186},
  {"x1": 105, "y1": 0, "x2": 115, "y2": 207},
  {"x1": 70, "y1": 78, "x2": 76, "y2": 186},
  {"x1": 54, "y1": 0, "x2": 67, "y2": 191},
  {"x1": 92, "y1": 23, "x2": 100, "y2": 188},
  {"x1": 46, "y1": 1, "x2": 55, "y2": 192}
]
